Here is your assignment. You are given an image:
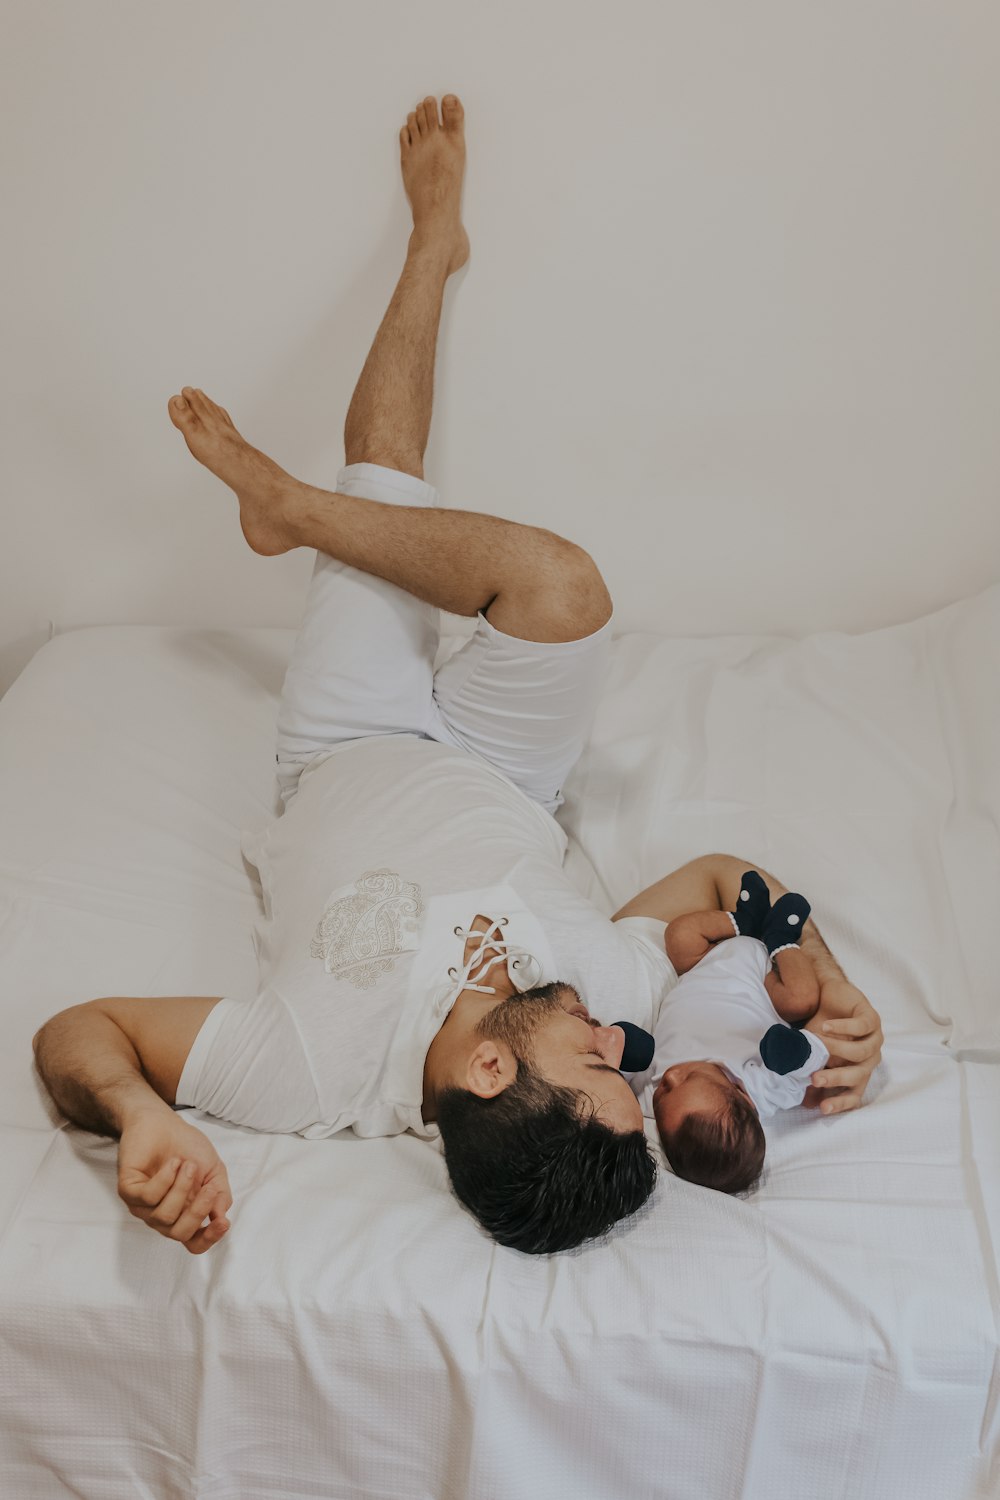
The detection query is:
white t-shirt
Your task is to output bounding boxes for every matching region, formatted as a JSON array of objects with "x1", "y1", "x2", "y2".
[
  {"x1": 177, "y1": 735, "x2": 674, "y2": 1140},
  {"x1": 630, "y1": 935, "x2": 829, "y2": 1121}
]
